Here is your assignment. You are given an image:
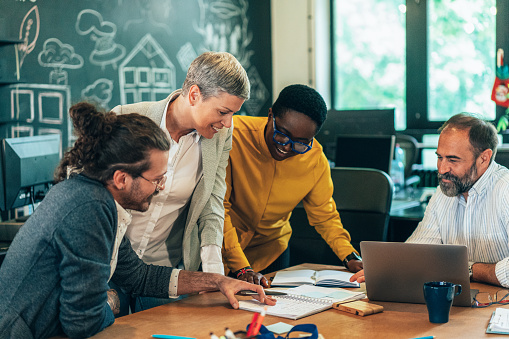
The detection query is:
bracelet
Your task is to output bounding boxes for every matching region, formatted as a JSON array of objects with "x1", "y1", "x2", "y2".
[{"x1": 234, "y1": 266, "x2": 254, "y2": 278}]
